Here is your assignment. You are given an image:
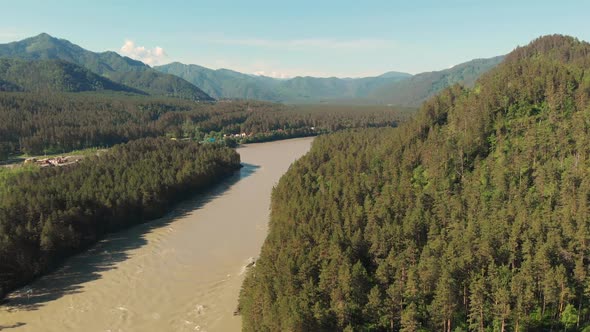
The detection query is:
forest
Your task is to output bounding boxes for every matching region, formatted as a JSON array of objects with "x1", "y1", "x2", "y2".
[
  {"x1": 0, "y1": 93, "x2": 410, "y2": 159},
  {"x1": 0, "y1": 138, "x2": 240, "y2": 297},
  {"x1": 239, "y1": 35, "x2": 590, "y2": 331}
]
